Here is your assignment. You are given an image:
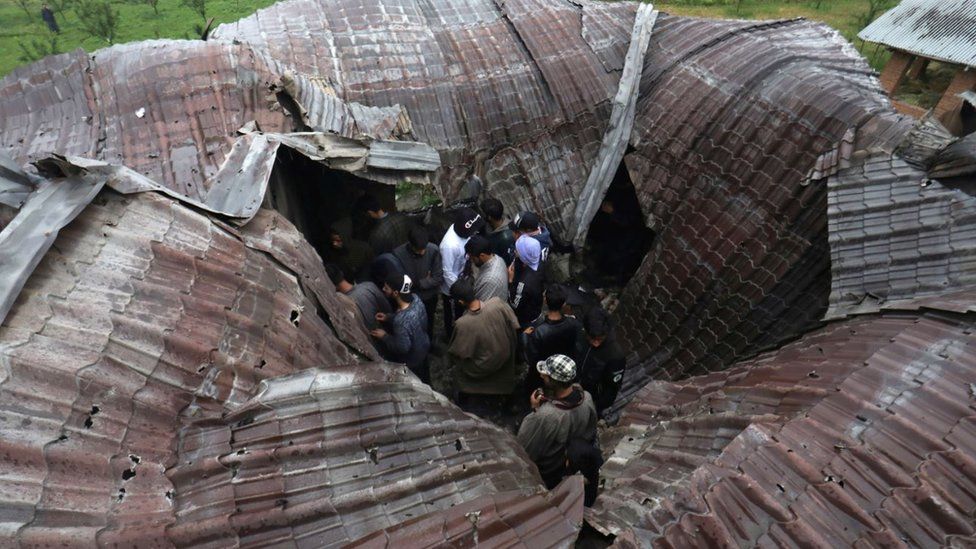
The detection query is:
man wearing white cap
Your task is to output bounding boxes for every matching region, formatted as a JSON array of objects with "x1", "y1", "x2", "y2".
[
  {"x1": 516, "y1": 354, "x2": 598, "y2": 489},
  {"x1": 372, "y1": 272, "x2": 432, "y2": 383}
]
